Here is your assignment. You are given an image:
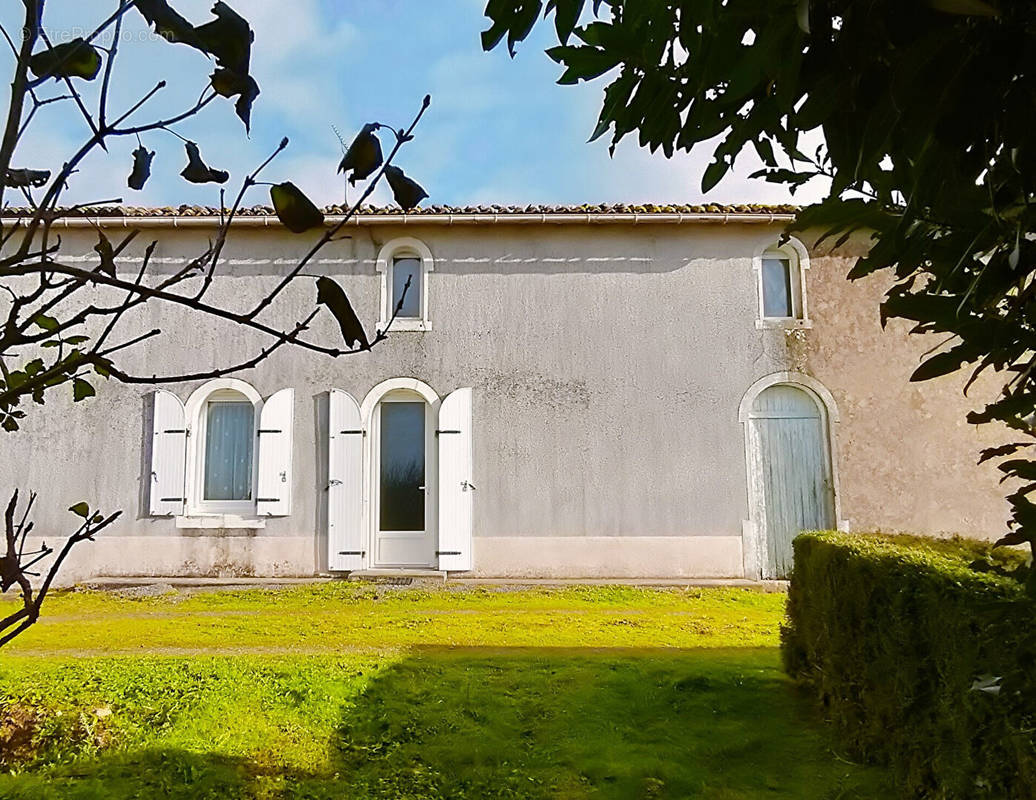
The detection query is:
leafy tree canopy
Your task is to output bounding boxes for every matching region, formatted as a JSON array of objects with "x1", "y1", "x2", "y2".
[{"x1": 484, "y1": 0, "x2": 1036, "y2": 560}]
